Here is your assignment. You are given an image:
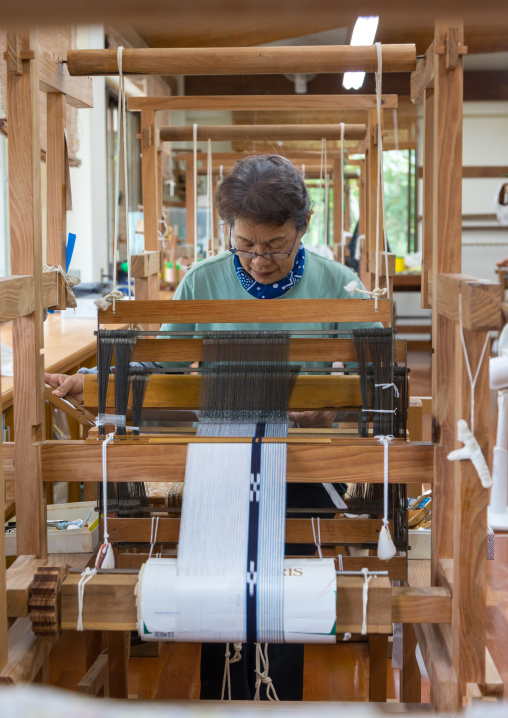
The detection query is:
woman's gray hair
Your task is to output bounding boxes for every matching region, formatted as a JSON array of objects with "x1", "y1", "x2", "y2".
[{"x1": 215, "y1": 154, "x2": 311, "y2": 231}]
